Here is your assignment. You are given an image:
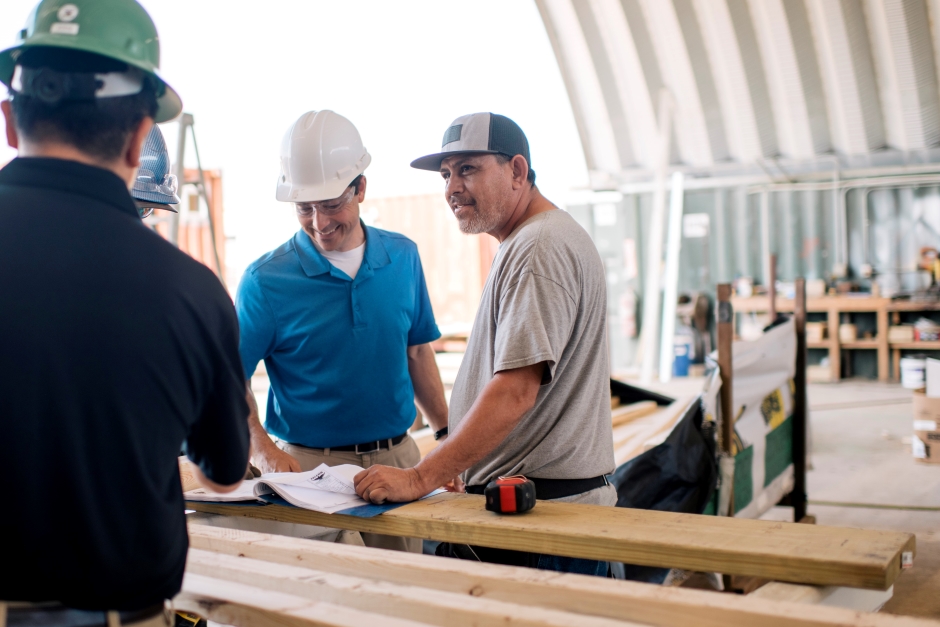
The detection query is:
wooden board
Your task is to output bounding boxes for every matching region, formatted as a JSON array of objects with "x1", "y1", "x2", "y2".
[
  {"x1": 611, "y1": 401, "x2": 659, "y2": 427},
  {"x1": 750, "y1": 582, "x2": 893, "y2": 612},
  {"x1": 177, "y1": 572, "x2": 425, "y2": 627},
  {"x1": 188, "y1": 525, "x2": 939, "y2": 627},
  {"x1": 186, "y1": 492, "x2": 915, "y2": 590},
  {"x1": 613, "y1": 397, "x2": 692, "y2": 466},
  {"x1": 186, "y1": 548, "x2": 642, "y2": 627}
]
